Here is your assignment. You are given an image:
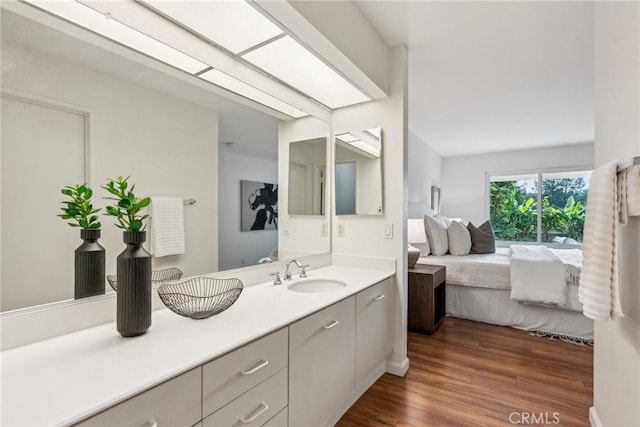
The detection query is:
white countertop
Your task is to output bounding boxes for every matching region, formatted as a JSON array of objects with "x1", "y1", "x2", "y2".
[{"x1": 0, "y1": 265, "x2": 394, "y2": 426}]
